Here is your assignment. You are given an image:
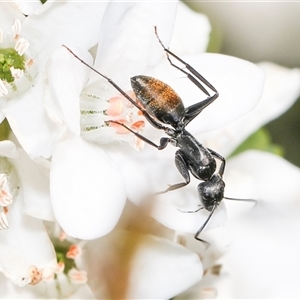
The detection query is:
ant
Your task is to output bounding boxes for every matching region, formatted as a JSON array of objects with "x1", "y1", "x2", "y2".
[{"x1": 63, "y1": 27, "x2": 255, "y2": 243}]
